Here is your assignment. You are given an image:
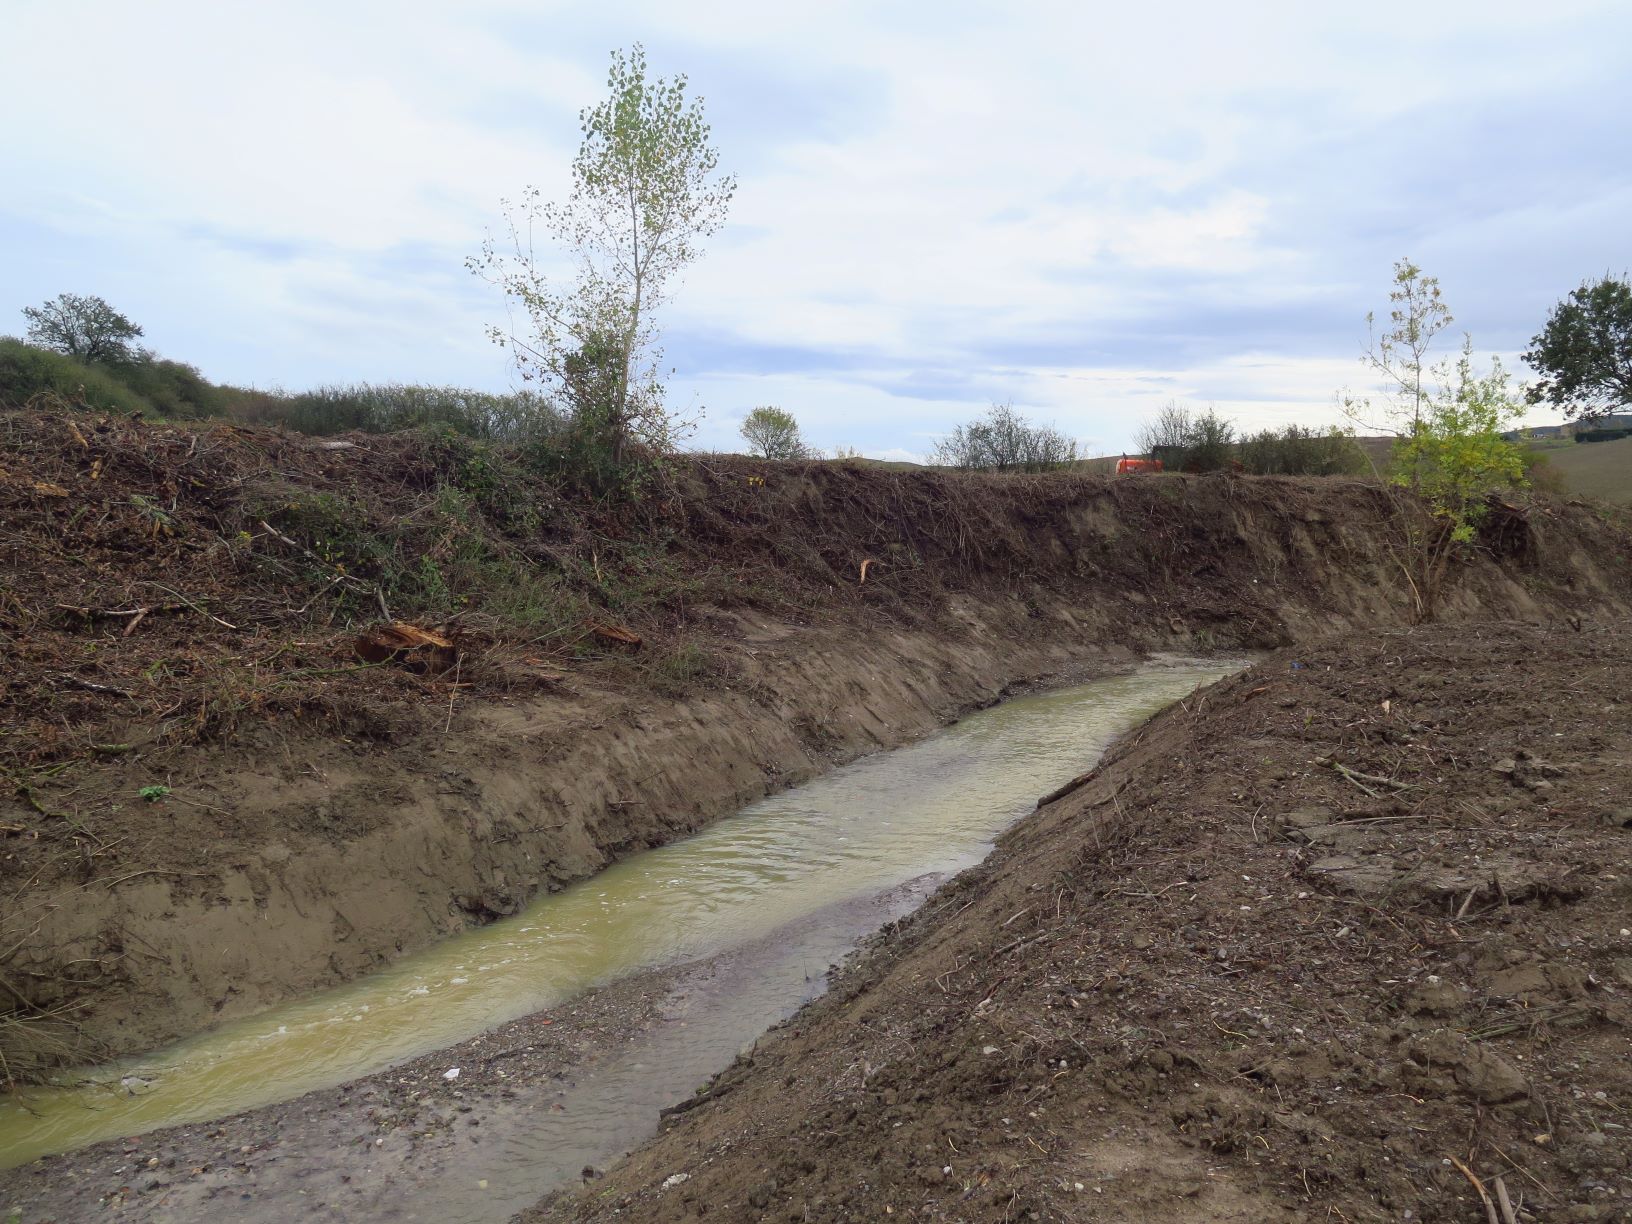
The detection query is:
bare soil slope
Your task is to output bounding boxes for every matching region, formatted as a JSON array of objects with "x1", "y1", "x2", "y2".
[
  {"x1": 3, "y1": 407, "x2": 1630, "y2": 1080},
  {"x1": 534, "y1": 620, "x2": 1632, "y2": 1224}
]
